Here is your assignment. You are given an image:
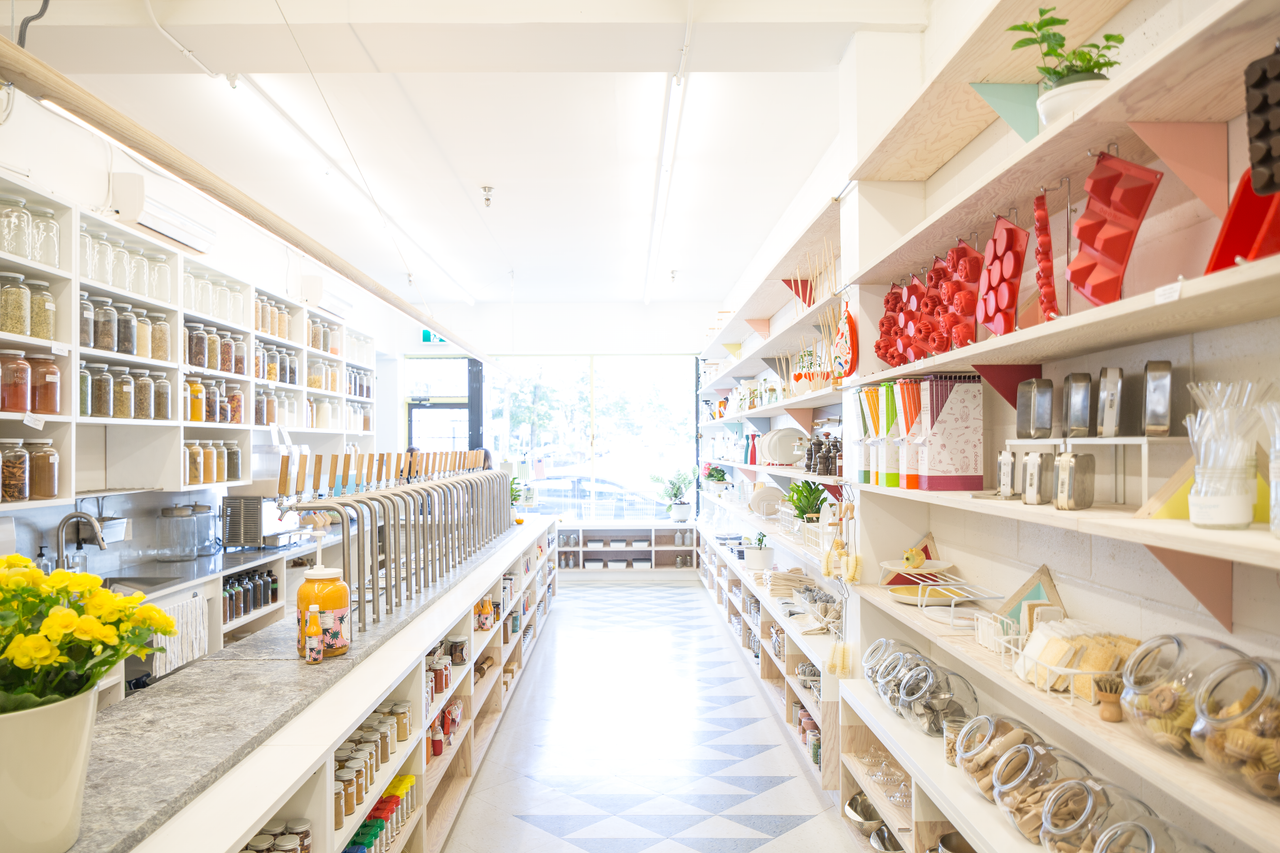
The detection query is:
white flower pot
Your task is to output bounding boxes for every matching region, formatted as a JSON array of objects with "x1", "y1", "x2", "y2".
[
  {"x1": 1036, "y1": 79, "x2": 1109, "y2": 126},
  {"x1": 744, "y1": 547, "x2": 774, "y2": 571},
  {"x1": 0, "y1": 686, "x2": 98, "y2": 853},
  {"x1": 511, "y1": 507, "x2": 519, "y2": 524},
  {"x1": 669, "y1": 503, "x2": 692, "y2": 522}
]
